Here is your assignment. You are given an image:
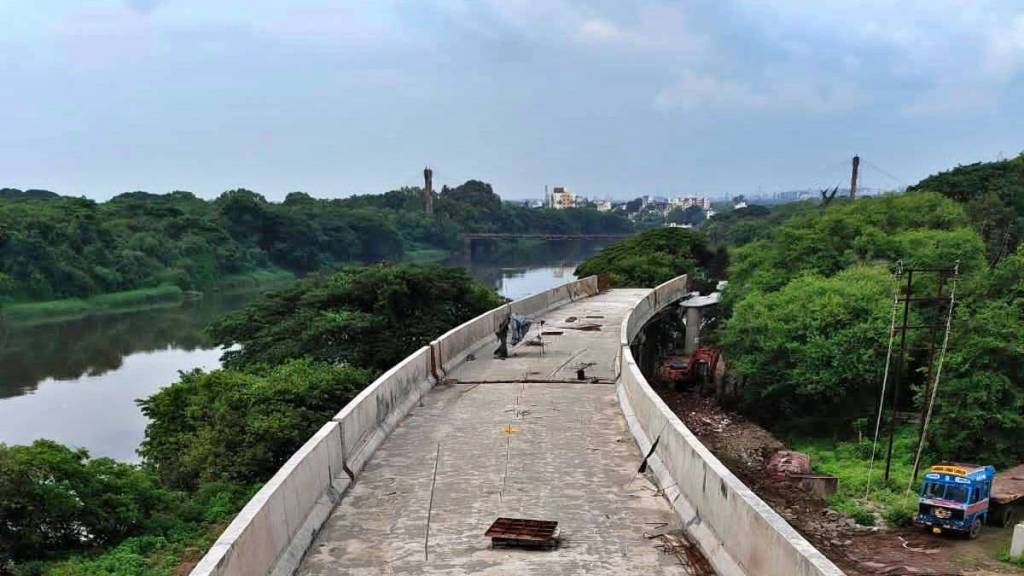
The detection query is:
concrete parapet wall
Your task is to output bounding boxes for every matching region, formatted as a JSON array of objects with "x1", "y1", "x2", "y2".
[
  {"x1": 617, "y1": 275, "x2": 845, "y2": 576},
  {"x1": 191, "y1": 422, "x2": 347, "y2": 576},
  {"x1": 191, "y1": 275, "x2": 602, "y2": 576},
  {"x1": 333, "y1": 346, "x2": 434, "y2": 476}
]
